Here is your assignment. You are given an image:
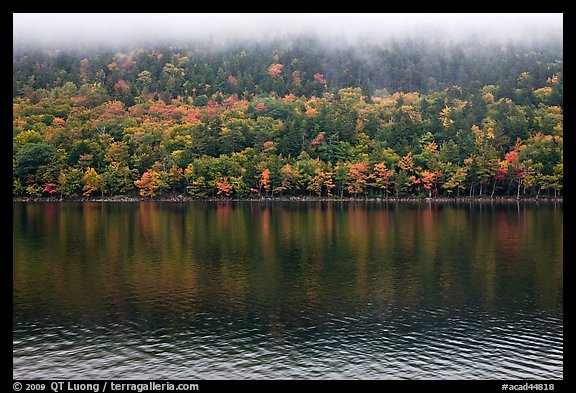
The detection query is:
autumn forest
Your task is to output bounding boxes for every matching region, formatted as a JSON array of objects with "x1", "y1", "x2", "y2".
[{"x1": 12, "y1": 35, "x2": 563, "y2": 200}]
